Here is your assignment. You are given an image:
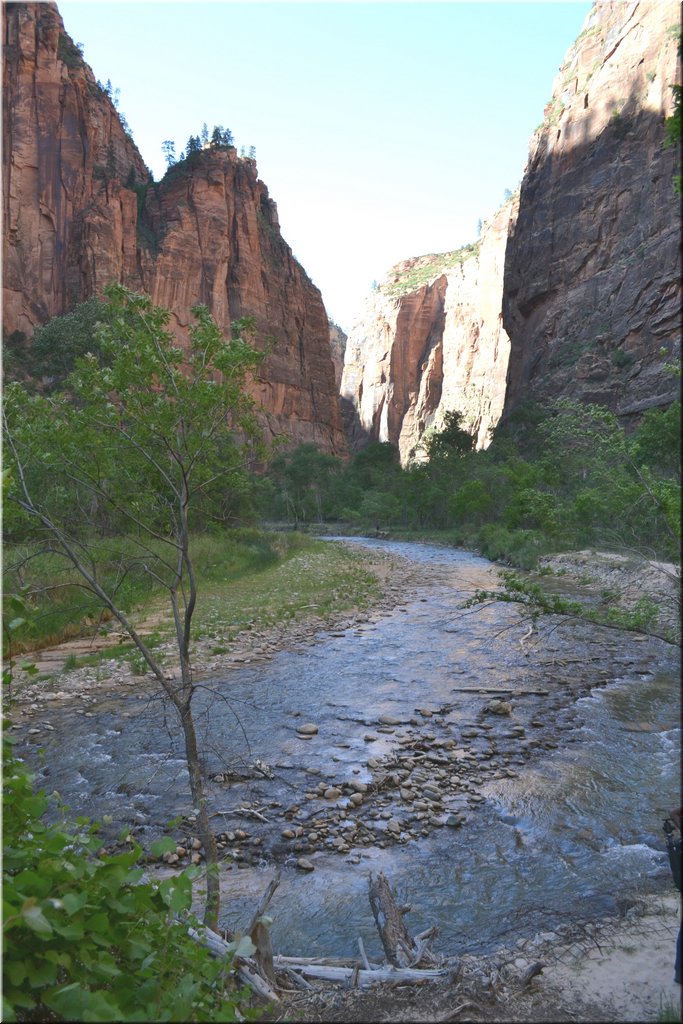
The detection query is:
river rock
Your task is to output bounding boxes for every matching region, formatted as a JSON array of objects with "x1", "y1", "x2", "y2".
[
  {"x1": 297, "y1": 723, "x2": 319, "y2": 735},
  {"x1": 422, "y1": 785, "x2": 442, "y2": 801},
  {"x1": 349, "y1": 792, "x2": 364, "y2": 806},
  {"x1": 378, "y1": 714, "x2": 401, "y2": 725},
  {"x1": 324, "y1": 787, "x2": 342, "y2": 800},
  {"x1": 485, "y1": 699, "x2": 512, "y2": 715},
  {"x1": 296, "y1": 858, "x2": 315, "y2": 872}
]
